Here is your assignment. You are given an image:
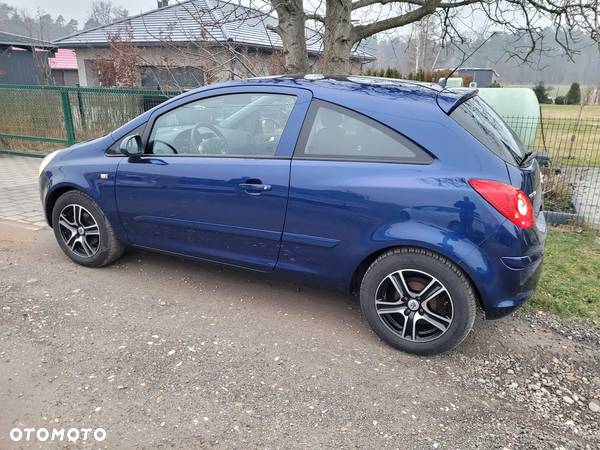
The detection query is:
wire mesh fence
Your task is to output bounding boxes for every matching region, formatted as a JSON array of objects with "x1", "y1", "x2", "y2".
[
  {"x1": 0, "y1": 84, "x2": 599, "y2": 230},
  {"x1": 505, "y1": 115, "x2": 600, "y2": 230}
]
